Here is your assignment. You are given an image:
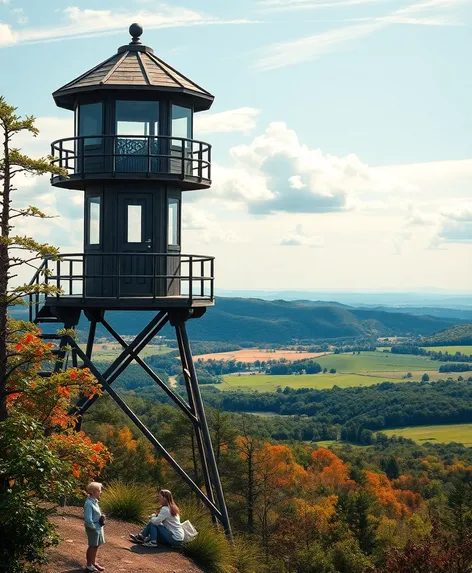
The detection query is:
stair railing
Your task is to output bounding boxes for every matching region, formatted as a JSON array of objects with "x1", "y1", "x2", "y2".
[{"x1": 27, "y1": 258, "x2": 49, "y2": 323}]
